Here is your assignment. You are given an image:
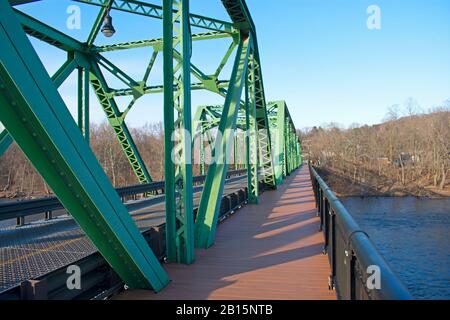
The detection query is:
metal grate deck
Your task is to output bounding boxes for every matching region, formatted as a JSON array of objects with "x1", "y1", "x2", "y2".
[{"x1": 0, "y1": 177, "x2": 247, "y2": 292}]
